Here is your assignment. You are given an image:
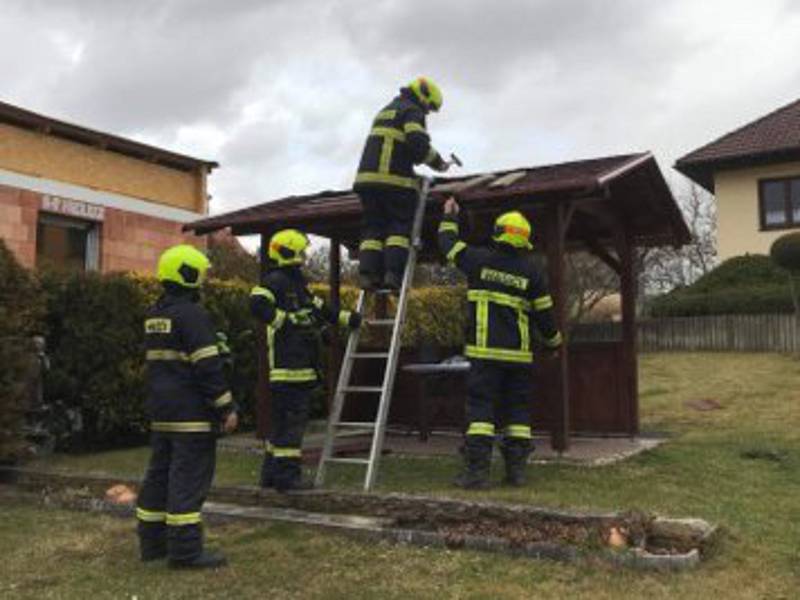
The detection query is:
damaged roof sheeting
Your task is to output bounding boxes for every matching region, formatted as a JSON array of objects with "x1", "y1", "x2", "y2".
[
  {"x1": 675, "y1": 97, "x2": 800, "y2": 193},
  {"x1": 185, "y1": 152, "x2": 690, "y2": 251}
]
